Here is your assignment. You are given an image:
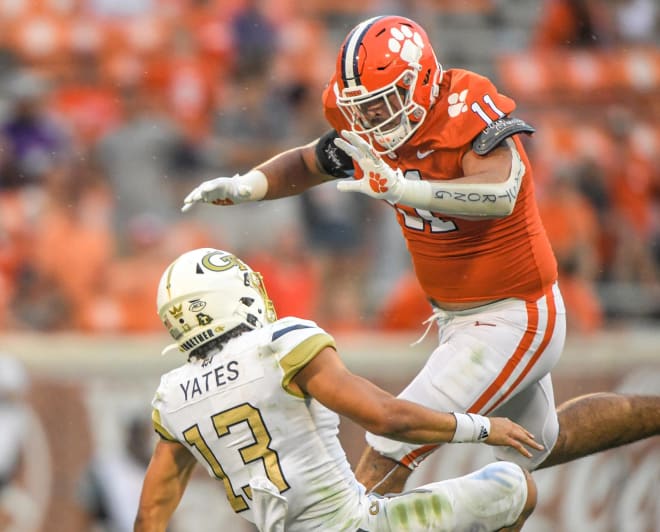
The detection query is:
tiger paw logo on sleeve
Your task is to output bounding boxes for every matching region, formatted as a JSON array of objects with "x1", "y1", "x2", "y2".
[{"x1": 448, "y1": 89, "x2": 469, "y2": 117}]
